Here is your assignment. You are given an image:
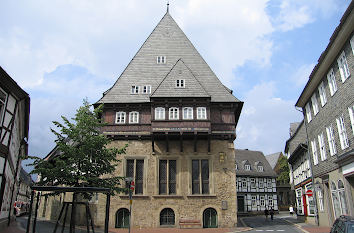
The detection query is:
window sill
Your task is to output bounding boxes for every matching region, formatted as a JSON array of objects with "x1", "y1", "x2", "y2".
[
  {"x1": 153, "y1": 195, "x2": 183, "y2": 198},
  {"x1": 119, "y1": 195, "x2": 150, "y2": 199},
  {"x1": 187, "y1": 194, "x2": 217, "y2": 198}
]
